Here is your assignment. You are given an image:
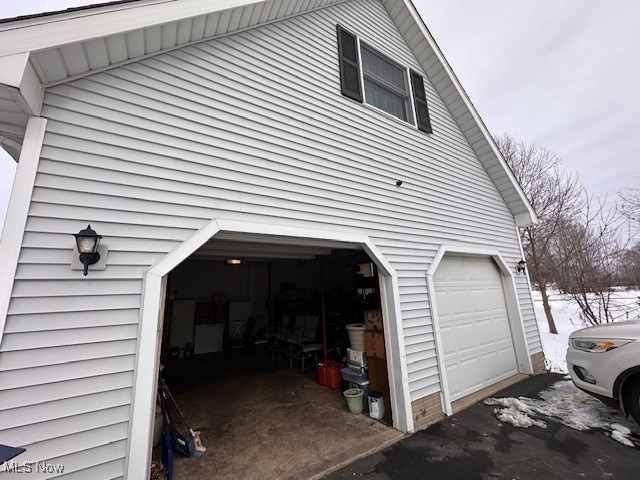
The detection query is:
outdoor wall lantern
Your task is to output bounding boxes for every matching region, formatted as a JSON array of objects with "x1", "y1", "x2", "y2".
[
  {"x1": 516, "y1": 259, "x2": 527, "y2": 274},
  {"x1": 73, "y1": 224, "x2": 103, "y2": 276}
]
